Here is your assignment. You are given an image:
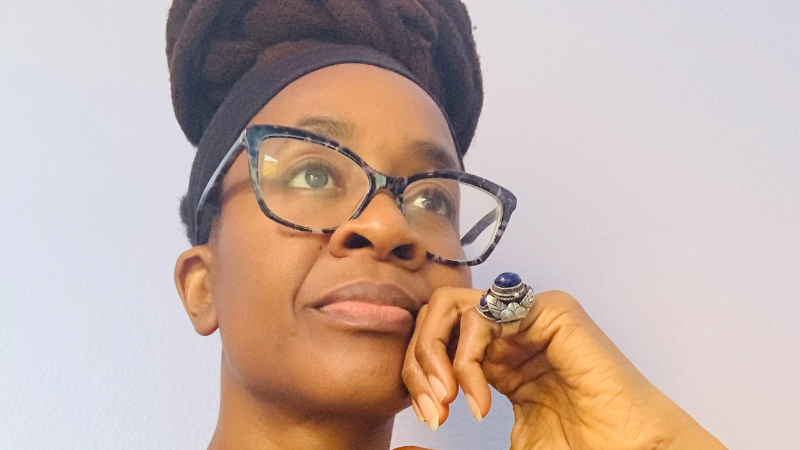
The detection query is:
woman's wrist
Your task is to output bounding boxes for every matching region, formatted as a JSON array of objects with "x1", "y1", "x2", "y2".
[
  {"x1": 660, "y1": 419, "x2": 728, "y2": 450},
  {"x1": 653, "y1": 397, "x2": 728, "y2": 450},
  {"x1": 605, "y1": 383, "x2": 728, "y2": 450}
]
